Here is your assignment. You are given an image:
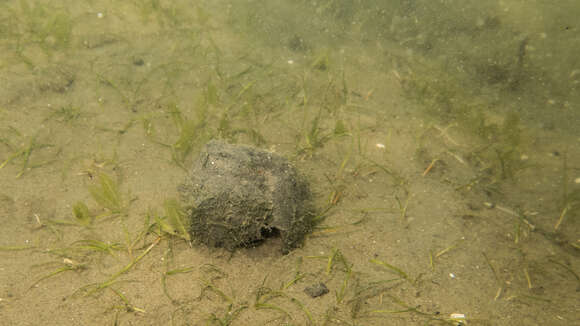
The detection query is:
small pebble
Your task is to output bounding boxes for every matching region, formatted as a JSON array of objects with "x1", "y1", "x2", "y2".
[{"x1": 304, "y1": 282, "x2": 329, "y2": 298}]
